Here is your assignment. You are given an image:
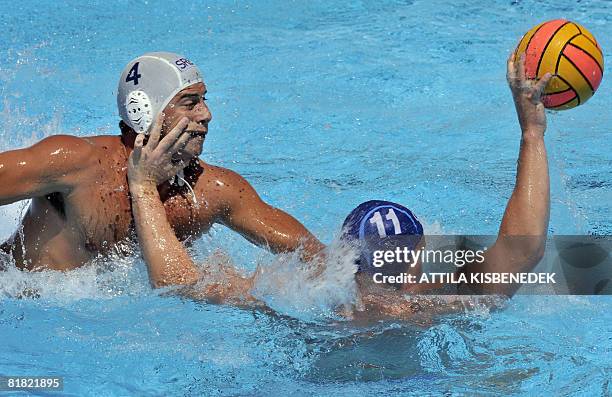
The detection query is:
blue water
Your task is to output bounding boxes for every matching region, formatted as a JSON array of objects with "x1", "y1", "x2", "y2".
[{"x1": 1, "y1": 0, "x2": 611, "y2": 395}]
